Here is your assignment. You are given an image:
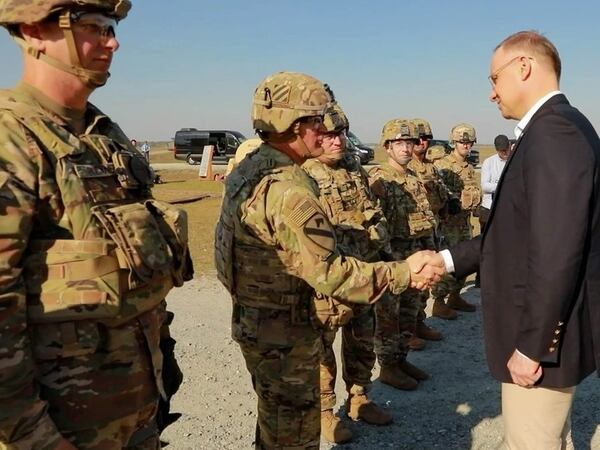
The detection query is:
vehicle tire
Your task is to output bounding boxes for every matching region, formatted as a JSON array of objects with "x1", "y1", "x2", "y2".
[{"x1": 186, "y1": 155, "x2": 199, "y2": 165}]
